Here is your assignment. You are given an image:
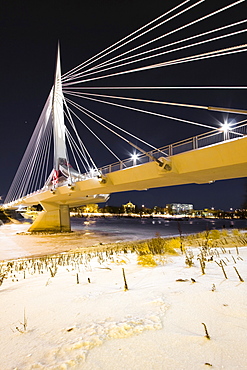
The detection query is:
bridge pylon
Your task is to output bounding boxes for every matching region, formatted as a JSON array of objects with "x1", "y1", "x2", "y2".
[
  {"x1": 52, "y1": 43, "x2": 68, "y2": 172},
  {"x1": 28, "y1": 45, "x2": 71, "y2": 233}
]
